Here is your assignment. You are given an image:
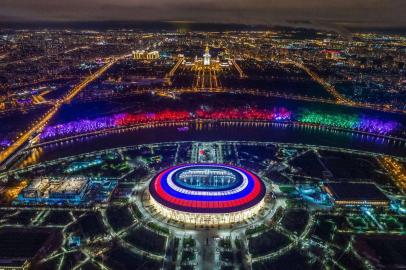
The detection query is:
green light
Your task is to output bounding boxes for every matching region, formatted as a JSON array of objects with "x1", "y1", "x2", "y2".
[{"x1": 298, "y1": 110, "x2": 359, "y2": 129}]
